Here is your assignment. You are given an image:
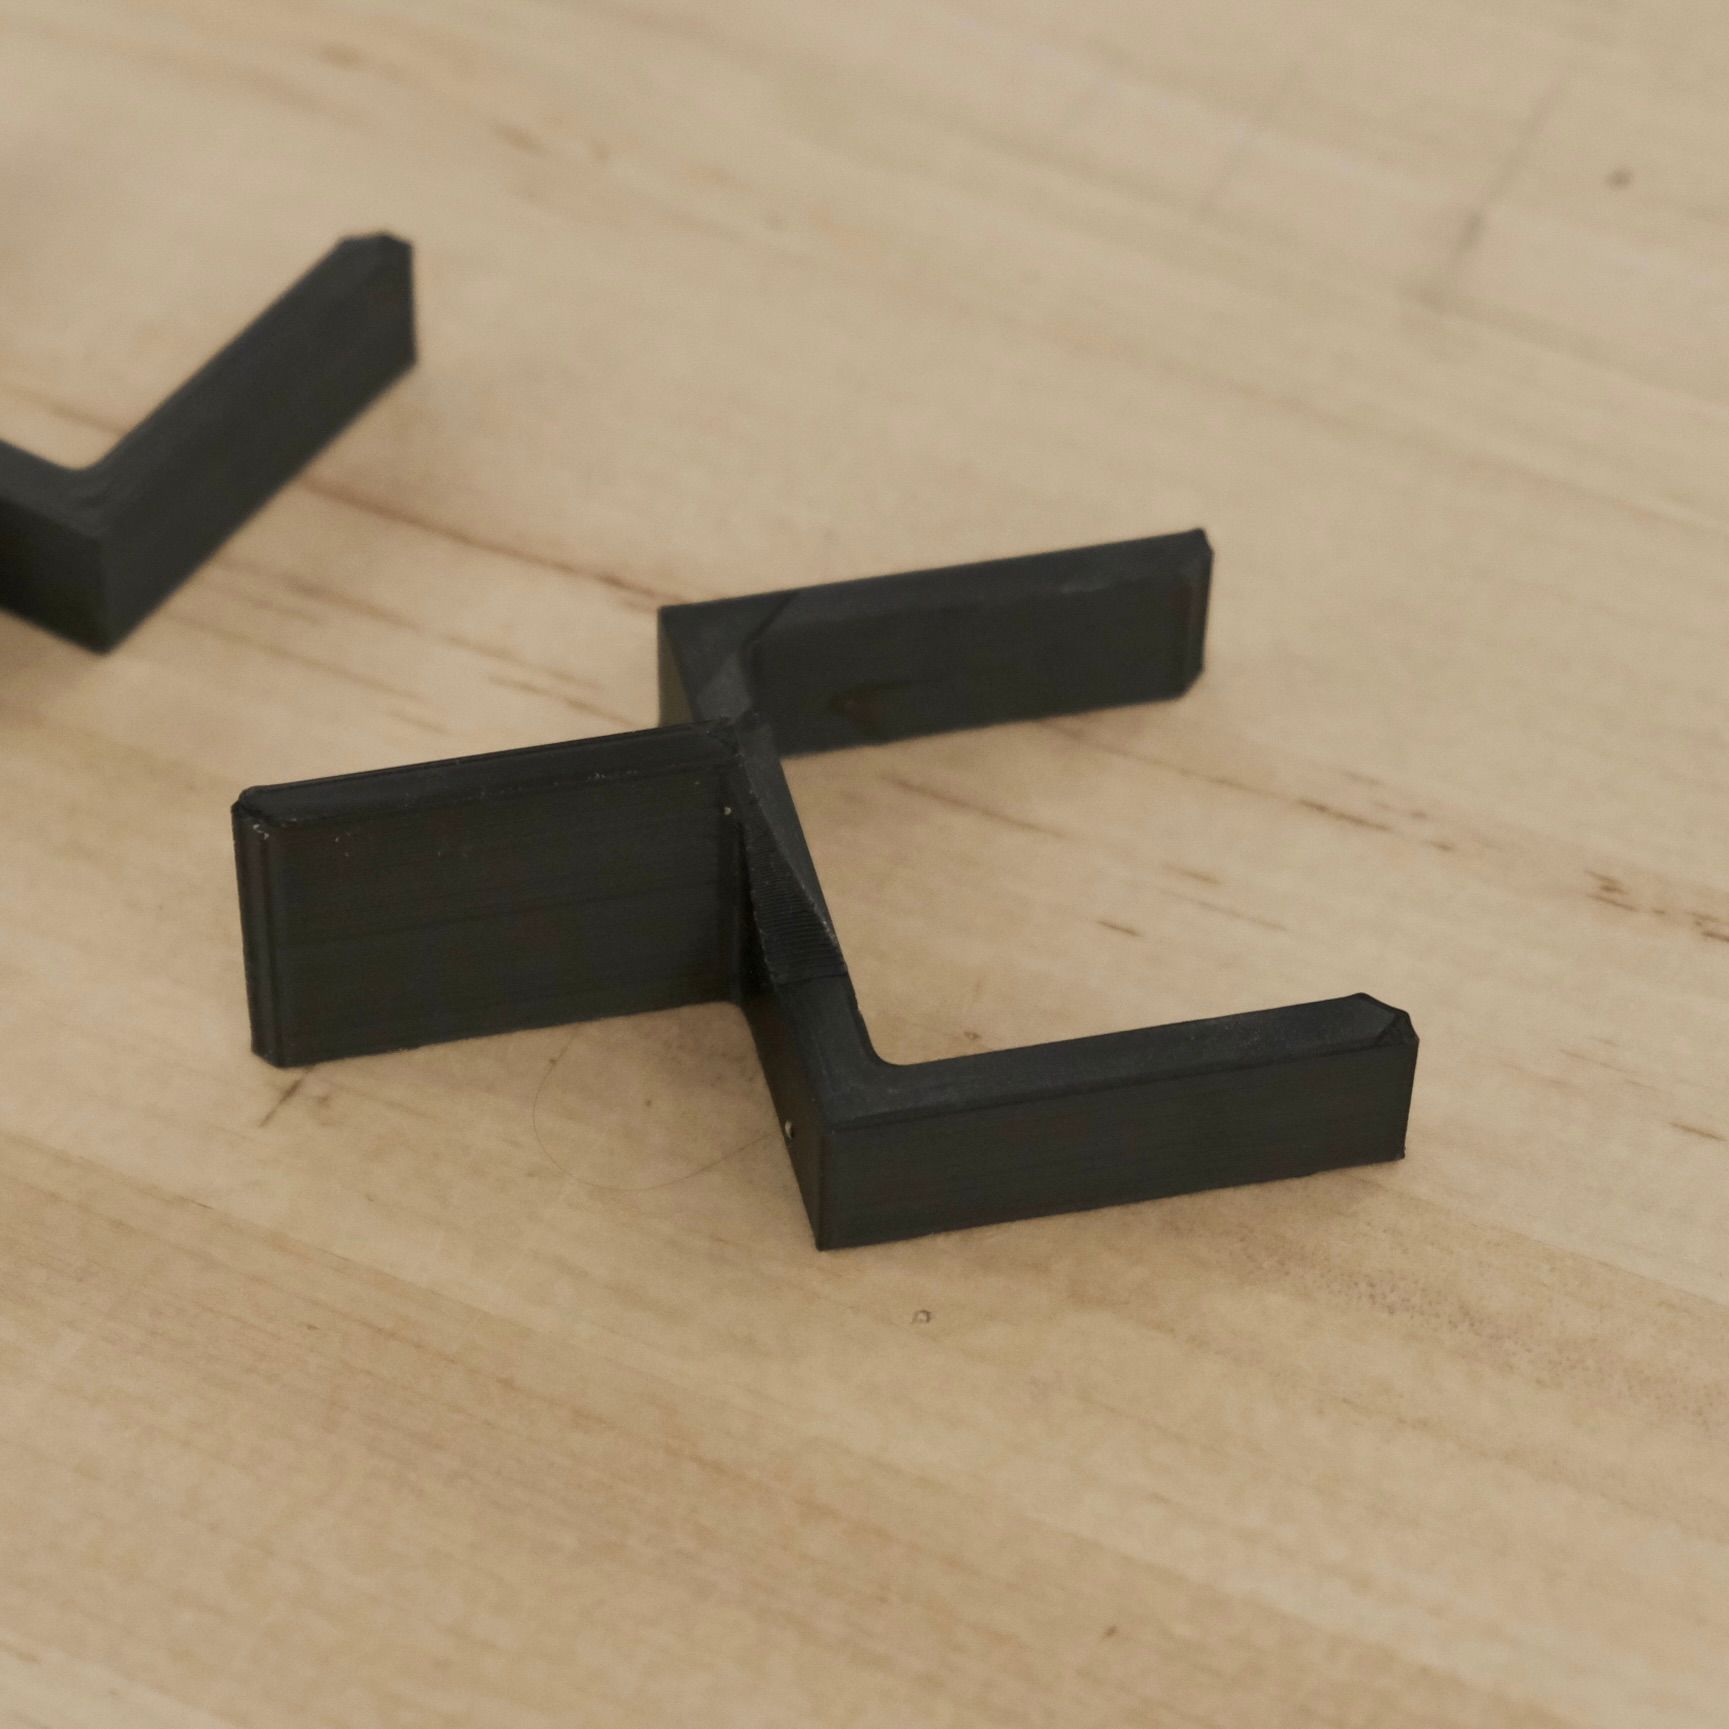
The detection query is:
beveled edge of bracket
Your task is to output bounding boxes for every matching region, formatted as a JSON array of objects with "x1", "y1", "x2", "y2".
[
  {"x1": 774, "y1": 975, "x2": 1417, "y2": 1126},
  {"x1": 235, "y1": 719, "x2": 731, "y2": 830},
  {"x1": 659, "y1": 528, "x2": 1211, "y2": 753}
]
